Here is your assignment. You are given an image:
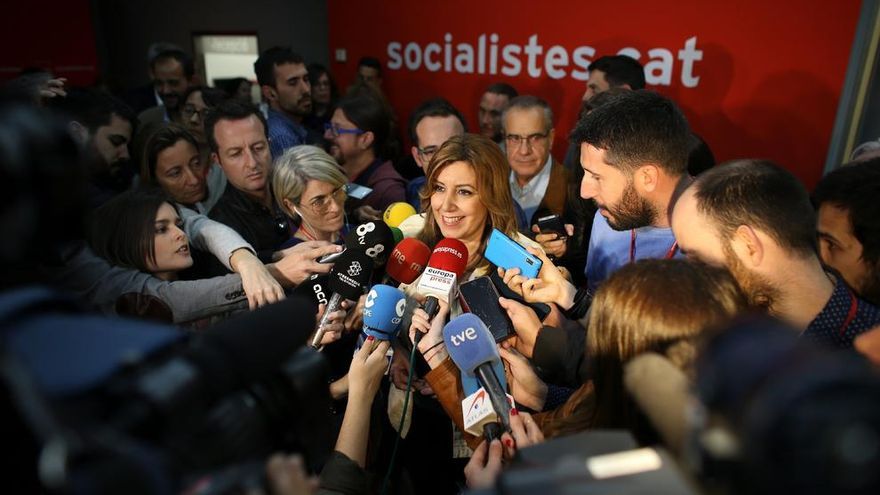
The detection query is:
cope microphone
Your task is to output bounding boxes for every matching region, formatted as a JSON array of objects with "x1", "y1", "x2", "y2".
[
  {"x1": 443, "y1": 314, "x2": 512, "y2": 435},
  {"x1": 319, "y1": 220, "x2": 394, "y2": 265},
  {"x1": 310, "y1": 249, "x2": 373, "y2": 349},
  {"x1": 362, "y1": 284, "x2": 407, "y2": 341},
  {"x1": 416, "y1": 238, "x2": 468, "y2": 324},
  {"x1": 383, "y1": 202, "x2": 417, "y2": 228},
  {"x1": 383, "y1": 237, "x2": 431, "y2": 286}
]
